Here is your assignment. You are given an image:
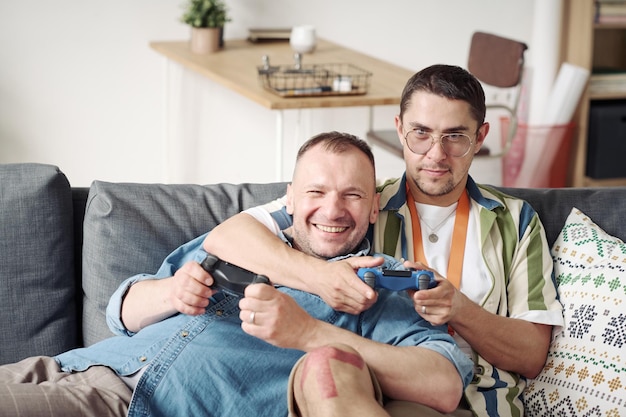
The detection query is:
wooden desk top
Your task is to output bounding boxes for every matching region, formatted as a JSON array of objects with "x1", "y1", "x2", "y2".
[{"x1": 150, "y1": 39, "x2": 414, "y2": 110}]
